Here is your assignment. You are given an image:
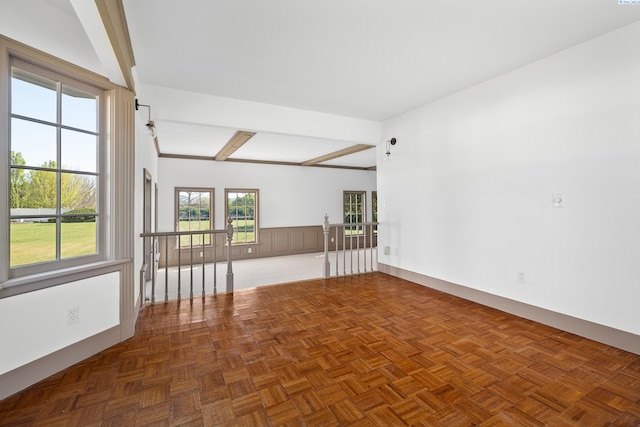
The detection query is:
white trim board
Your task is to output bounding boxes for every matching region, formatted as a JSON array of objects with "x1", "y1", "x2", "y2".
[
  {"x1": 378, "y1": 263, "x2": 640, "y2": 356},
  {"x1": 0, "y1": 326, "x2": 121, "y2": 401}
]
